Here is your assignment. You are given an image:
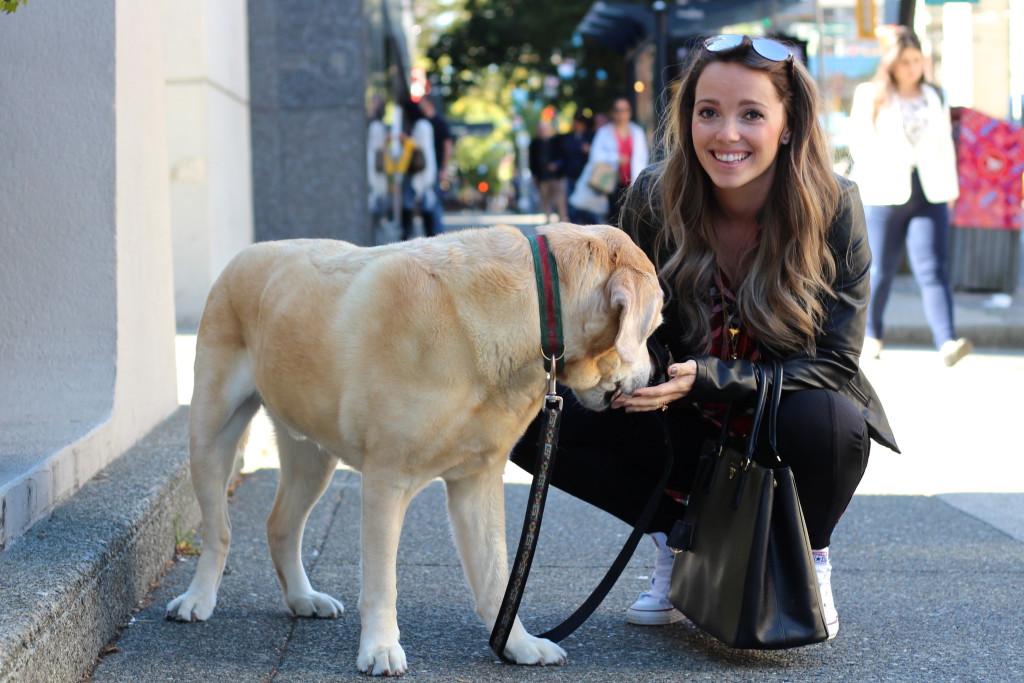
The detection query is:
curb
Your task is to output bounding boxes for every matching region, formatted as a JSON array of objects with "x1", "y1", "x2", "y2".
[
  {"x1": 882, "y1": 323, "x2": 1024, "y2": 349},
  {"x1": 0, "y1": 407, "x2": 197, "y2": 683}
]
